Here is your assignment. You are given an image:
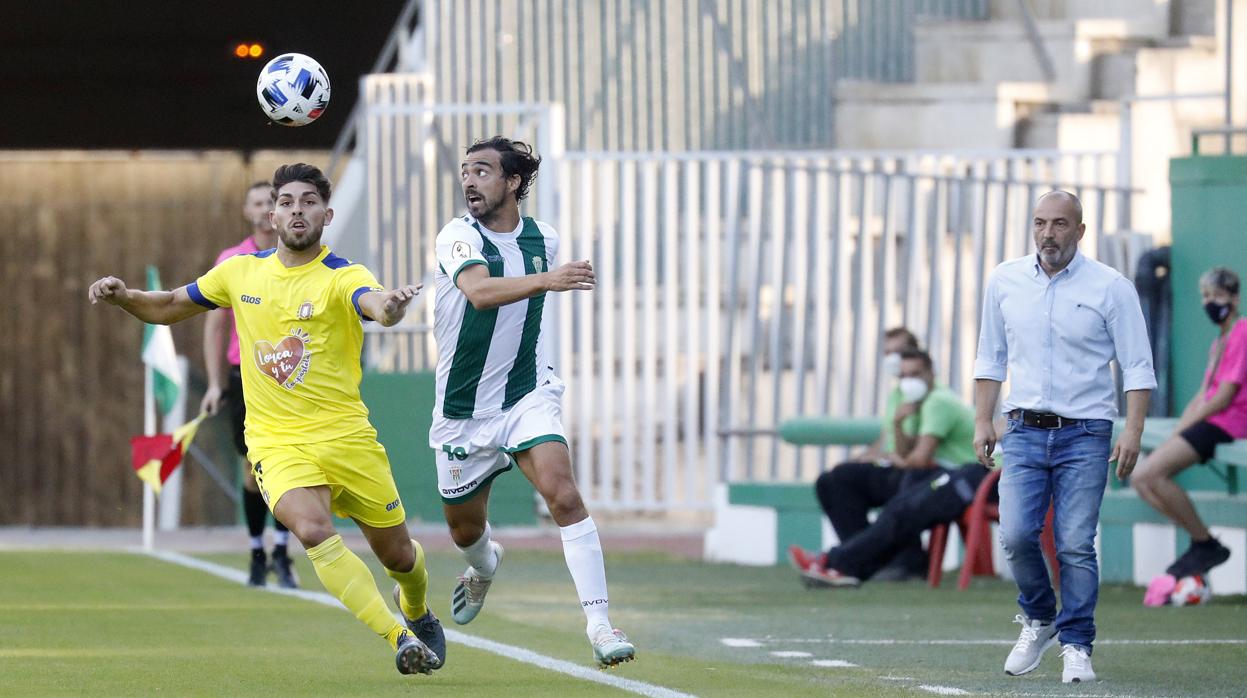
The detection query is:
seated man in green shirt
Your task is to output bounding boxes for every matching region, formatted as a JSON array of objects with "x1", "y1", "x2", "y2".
[{"x1": 797, "y1": 349, "x2": 990, "y2": 587}]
